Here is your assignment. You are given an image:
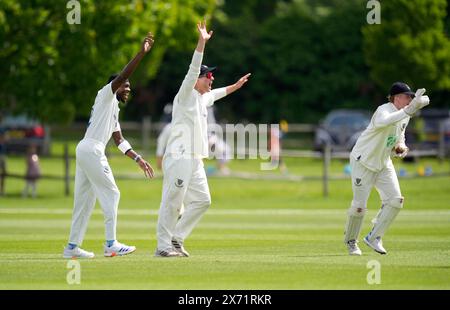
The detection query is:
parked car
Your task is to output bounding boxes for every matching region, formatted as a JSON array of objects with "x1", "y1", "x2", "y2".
[
  {"x1": 314, "y1": 109, "x2": 371, "y2": 151},
  {"x1": 0, "y1": 115, "x2": 46, "y2": 155},
  {"x1": 418, "y1": 108, "x2": 450, "y2": 147},
  {"x1": 407, "y1": 108, "x2": 450, "y2": 154}
]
